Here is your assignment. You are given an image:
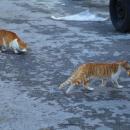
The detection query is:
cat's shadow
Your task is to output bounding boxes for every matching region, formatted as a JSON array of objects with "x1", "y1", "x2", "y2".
[{"x1": 0, "y1": 50, "x2": 27, "y2": 55}]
